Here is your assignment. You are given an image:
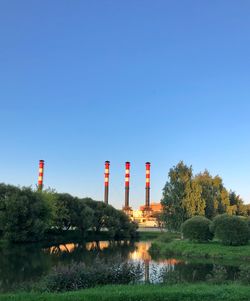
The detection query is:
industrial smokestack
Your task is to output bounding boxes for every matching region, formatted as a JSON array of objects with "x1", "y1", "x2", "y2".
[
  {"x1": 104, "y1": 161, "x2": 110, "y2": 204},
  {"x1": 125, "y1": 161, "x2": 130, "y2": 208},
  {"x1": 38, "y1": 160, "x2": 45, "y2": 190},
  {"x1": 145, "y1": 162, "x2": 151, "y2": 208}
]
